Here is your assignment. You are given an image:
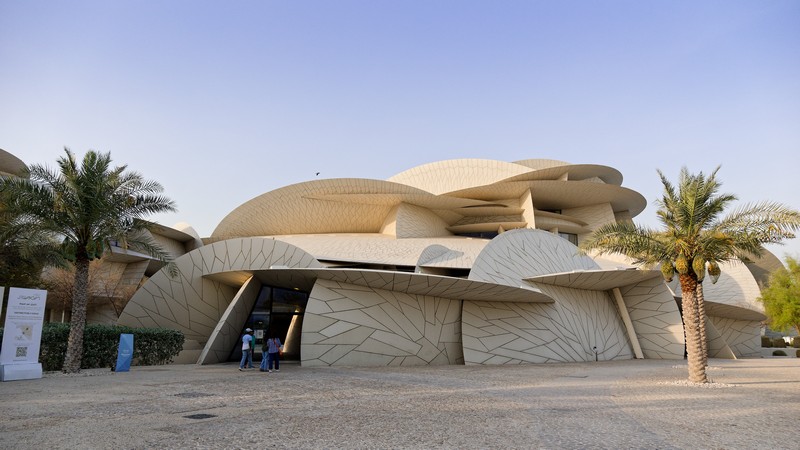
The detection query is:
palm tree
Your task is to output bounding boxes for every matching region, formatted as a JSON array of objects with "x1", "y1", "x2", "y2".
[
  {"x1": 0, "y1": 206, "x2": 64, "y2": 291},
  {"x1": 581, "y1": 167, "x2": 800, "y2": 383},
  {"x1": 1, "y1": 149, "x2": 176, "y2": 373}
]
